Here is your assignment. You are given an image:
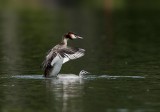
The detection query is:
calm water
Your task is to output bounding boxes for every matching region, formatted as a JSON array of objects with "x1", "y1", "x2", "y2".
[{"x1": 0, "y1": 6, "x2": 160, "y2": 112}]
